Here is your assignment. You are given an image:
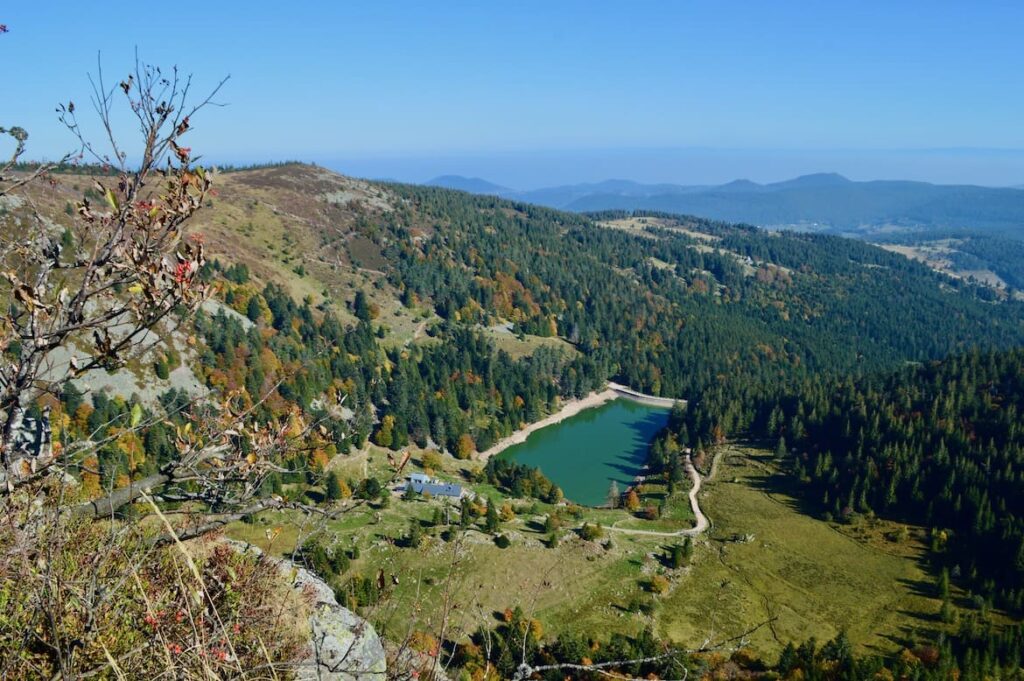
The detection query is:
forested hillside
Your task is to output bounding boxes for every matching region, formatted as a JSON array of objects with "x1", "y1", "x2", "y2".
[
  {"x1": 876, "y1": 230, "x2": 1024, "y2": 293},
  {"x1": 26, "y1": 166, "x2": 1024, "y2": 486},
  {"x1": 381, "y1": 188, "x2": 1024, "y2": 400}
]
